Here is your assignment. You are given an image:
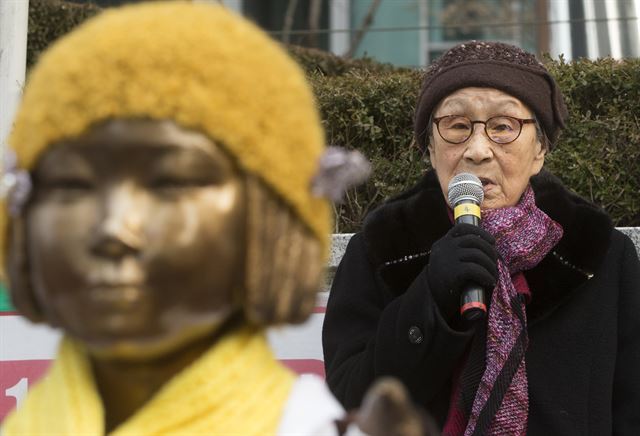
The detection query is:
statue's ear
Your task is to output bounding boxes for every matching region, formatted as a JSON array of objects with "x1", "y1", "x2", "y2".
[{"x1": 7, "y1": 216, "x2": 44, "y2": 323}]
